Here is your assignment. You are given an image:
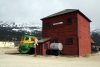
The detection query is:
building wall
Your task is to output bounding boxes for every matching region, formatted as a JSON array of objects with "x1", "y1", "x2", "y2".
[
  {"x1": 36, "y1": 43, "x2": 42, "y2": 55},
  {"x1": 78, "y1": 13, "x2": 91, "y2": 56},
  {"x1": 42, "y1": 12, "x2": 79, "y2": 55},
  {"x1": 42, "y1": 41, "x2": 50, "y2": 55},
  {"x1": 0, "y1": 41, "x2": 15, "y2": 48}
]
